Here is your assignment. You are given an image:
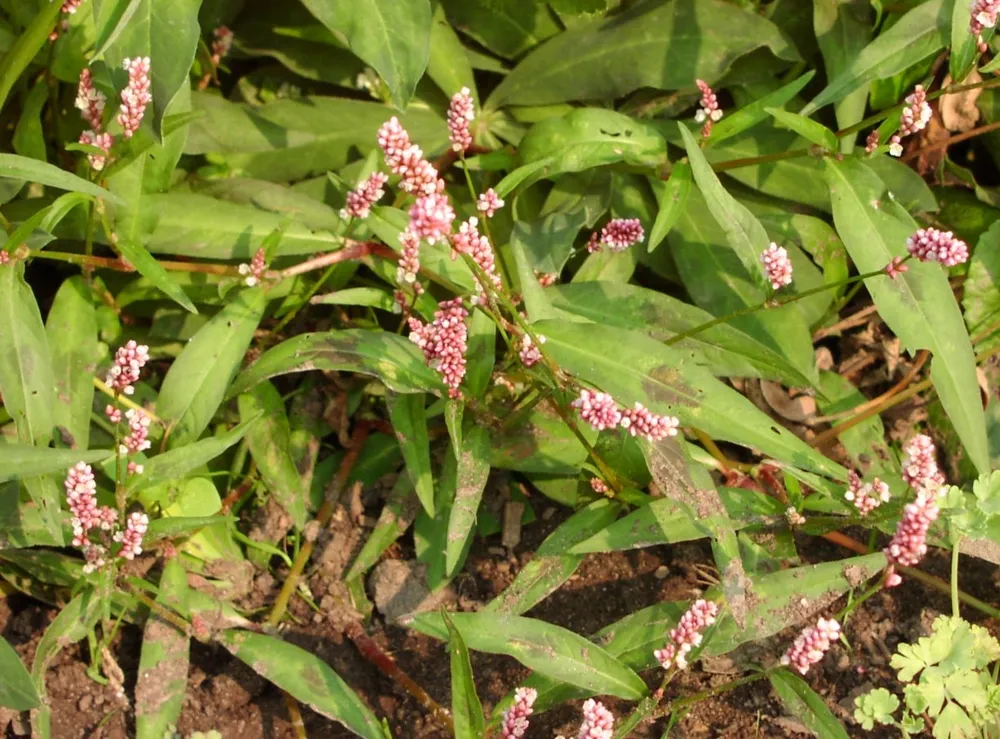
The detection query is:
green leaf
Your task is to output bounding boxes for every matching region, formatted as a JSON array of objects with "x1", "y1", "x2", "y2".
[
  {"x1": 766, "y1": 107, "x2": 838, "y2": 150},
  {"x1": 128, "y1": 418, "x2": 253, "y2": 494},
  {"x1": 405, "y1": 612, "x2": 648, "y2": 700},
  {"x1": 770, "y1": 669, "x2": 851, "y2": 739},
  {"x1": 135, "y1": 559, "x2": 189, "y2": 739},
  {"x1": 93, "y1": 0, "x2": 204, "y2": 138},
  {"x1": 427, "y1": 3, "x2": 477, "y2": 102},
  {"x1": 490, "y1": 403, "x2": 597, "y2": 475},
  {"x1": 801, "y1": 0, "x2": 946, "y2": 115},
  {"x1": 813, "y1": 0, "x2": 872, "y2": 152},
  {"x1": 532, "y1": 321, "x2": 844, "y2": 478},
  {"x1": 220, "y1": 630, "x2": 384, "y2": 739},
  {"x1": 826, "y1": 158, "x2": 989, "y2": 474},
  {"x1": 647, "y1": 163, "x2": 691, "y2": 253},
  {"x1": 493, "y1": 157, "x2": 554, "y2": 198},
  {"x1": 0, "y1": 1, "x2": 63, "y2": 113},
  {"x1": 443, "y1": 612, "x2": 485, "y2": 739},
  {"x1": 0, "y1": 155, "x2": 120, "y2": 204},
  {"x1": 0, "y1": 635, "x2": 38, "y2": 710},
  {"x1": 546, "y1": 281, "x2": 813, "y2": 386},
  {"x1": 45, "y1": 276, "x2": 100, "y2": 450},
  {"x1": 117, "y1": 240, "x2": 197, "y2": 314},
  {"x1": 300, "y1": 0, "x2": 431, "y2": 110},
  {"x1": 146, "y1": 514, "x2": 232, "y2": 541},
  {"x1": 963, "y1": 221, "x2": 1000, "y2": 351},
  {"x1": 0, "y1": 263, "x2": 54, "y2": 446},
  {"x1": 517, "y1": 109, "x2": 667, "y2": 180},
  {"x1": 440, "y1": 0, "x2": 559, "y2": 59},
  {"x1": 0, "y1": 446, "x2": 113, "y2": 484},
  {"x1": 445, "y1": 425, "x2": 490, "y2": 577},
  {"x1": 157, "y1": 288, "x2": 267, "y2": 447},
  {"x1": 227, "y1": 330, "x2": 444, "y2": 398},
  {"x1": 950, "y1": 0, "x2": 981, "y2": 84},
  {"x1": 12, "y1": 80, "x2": 47, "y2": 162},
  {"x1": 708, "y1": 71, "x2": 816, "y2": 147},
  {"x1": 854, "y1": 688, "x2": 901, "y2": 730},
  {"x1": 387, "y1": 393, "x2": 435, "y2": 517},
  {"x1": 238, "y1": 382, "x2": 309, "y2": 529},
  {"x1": 487, "y1": 0, "x2": 798, "y2": 106},
  {"x1": 680, "y1": 124, "x2": 770, "y2": 289}
]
